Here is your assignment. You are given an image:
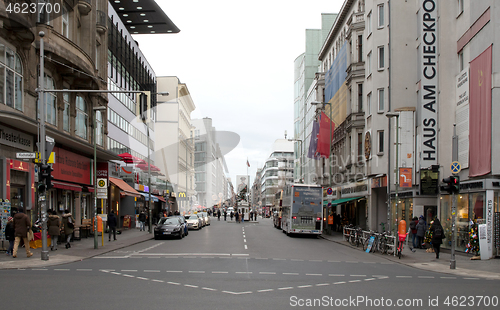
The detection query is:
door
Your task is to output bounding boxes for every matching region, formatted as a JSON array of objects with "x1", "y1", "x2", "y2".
[
  {"x1": 10, "y1": 186, "x2": 25, "y2": 213},
  {"x1": 424, "y1": 205, "x2": 437, "y2": 224}
]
